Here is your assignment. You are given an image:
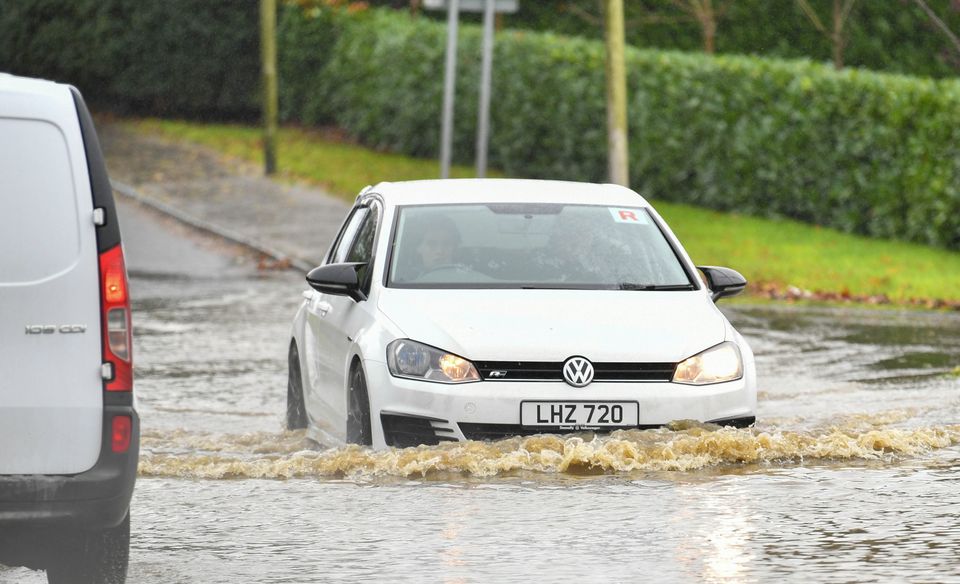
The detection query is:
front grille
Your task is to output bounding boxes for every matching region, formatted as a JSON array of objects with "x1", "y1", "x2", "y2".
[
  {"x1": 592, "y1": 362, "x2": 677, "y2": 381},
  {"x1": 474, "y1": 361, "x2": 676, "y2": 382},
  {"x1": 380, "y1": 413, "x2": 458, "y2": 448},
  {"x1": 475, "y1": 361, "x2": 558, "y2": 381}
]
